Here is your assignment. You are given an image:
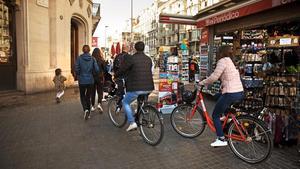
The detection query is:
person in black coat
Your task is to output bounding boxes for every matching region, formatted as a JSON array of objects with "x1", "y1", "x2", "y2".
[
  {"x1": 115, "y1": 41, "x2": 154, "y2": 132},
  {"x1": 113, "y1": 44, "x2": 131, "y2": 106}
]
